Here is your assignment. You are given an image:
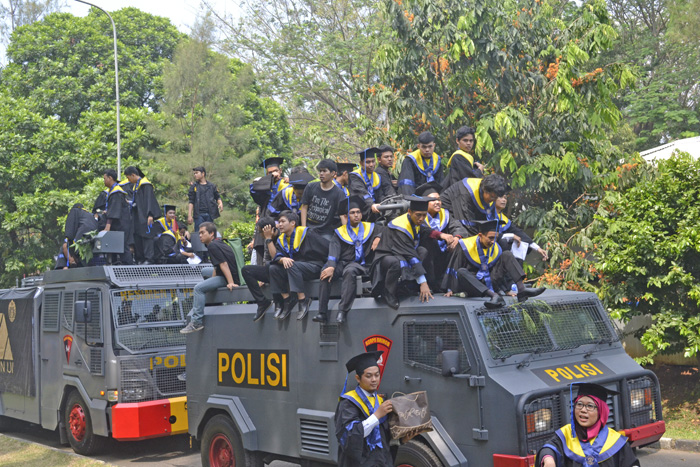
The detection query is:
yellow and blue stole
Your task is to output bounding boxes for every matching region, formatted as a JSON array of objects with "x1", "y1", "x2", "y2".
[
  {"x1": 460, "y1": 235, "x2": 502, "y2": 291},
  {"x1": 496, "y1": 211, "x2": 511, "y2": 235},
  {"x1": 276, "y1": 226, "x2": 307, "y2": 259},
  {"x1": 547, "y1": 424, "x2": 628, "y2": 467},
  {"x1": 281, "y1": 186, "x2": 299, "y2": 212},
  {"x1": 340, "y1": 388, "x2": 386, "y2": 451},
  {"x1": 133, "y1": 176, "x2": 152, "y2": 192},
  {"x1": 425, "y1": 209, "x2": 449, "y2": 252},
  {"x1": 105, "y1": 183, "x2": 126, "y2": 210},
  {"x1": 389, "y1": 213, "x2": 420, "y2": 249},
  {"x1": 334, "y1": 222, "x2": 375, "y2": 265},
  {"x1": 268, "y1": 179, "x2": 289, "y2": 214},
  {"x1": 462, "y1": 177, "x2": 495, "y2": 221},
  {"x1": 446, "y1": 149, "x2": 475, "y2": 168},
  {"x1": 333, "y1": 179, "x2": 349, "y2": 197},
  {"x1": 351, "y1": 168, "x2": 381, "y2": 201},
  {"x1": 155, "y1": 217, "x2": 180, "y2": 241},
  {"x1": 406, "y1": 149, "x2": 441, "y2": 183}
]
